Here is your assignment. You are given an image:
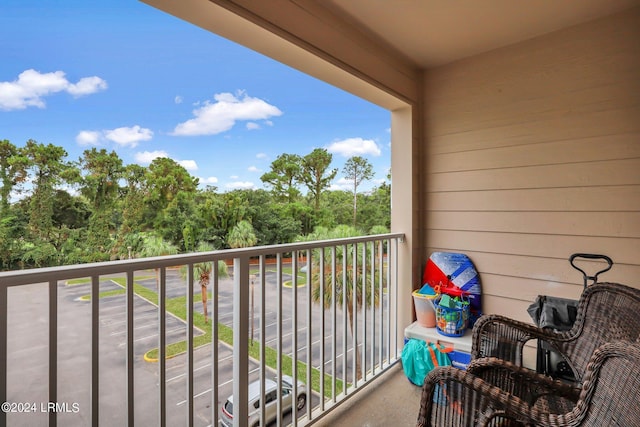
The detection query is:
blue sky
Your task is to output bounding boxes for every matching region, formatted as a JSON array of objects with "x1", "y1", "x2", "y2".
[{"x1": 0, "y1": 0, "x2": 390, "y2": 195}]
